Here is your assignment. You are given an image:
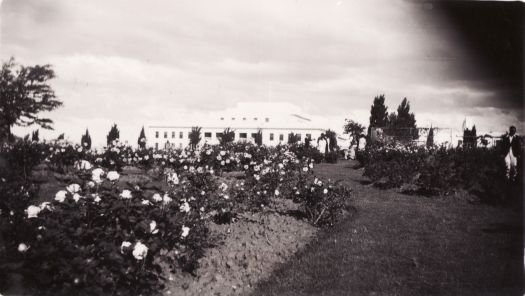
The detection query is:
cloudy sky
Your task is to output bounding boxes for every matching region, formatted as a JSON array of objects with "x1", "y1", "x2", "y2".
[{"x1": 1, "y1": 0, "x2": 523, "y2": 146}]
